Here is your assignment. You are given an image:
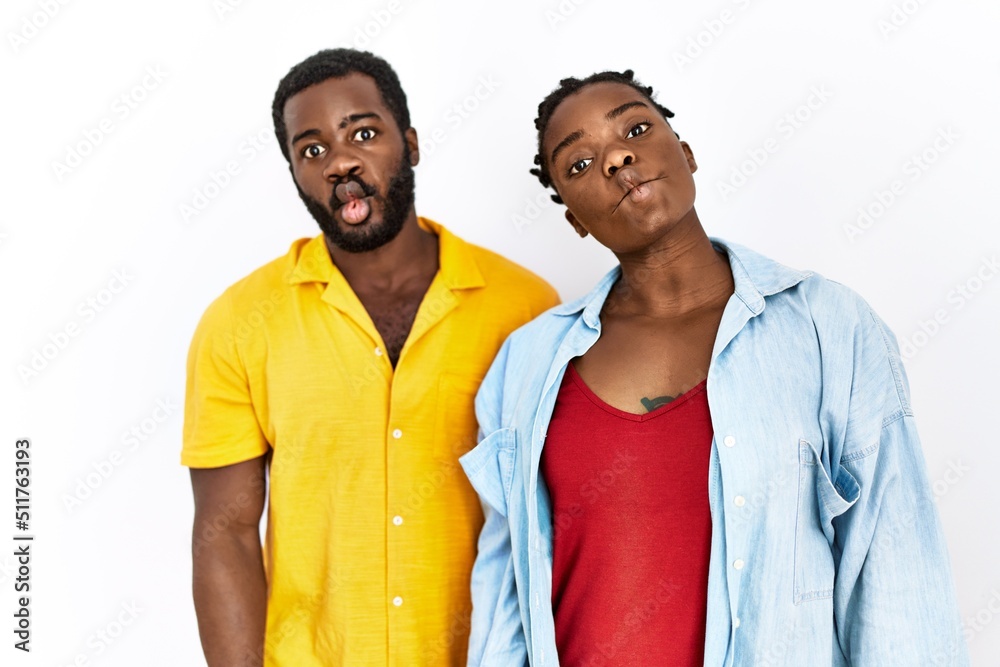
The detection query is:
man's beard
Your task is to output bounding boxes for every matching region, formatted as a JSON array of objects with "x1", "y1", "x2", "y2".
[{"x1": 296, "y1": 152, "x2": 416, "y2": 254}]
